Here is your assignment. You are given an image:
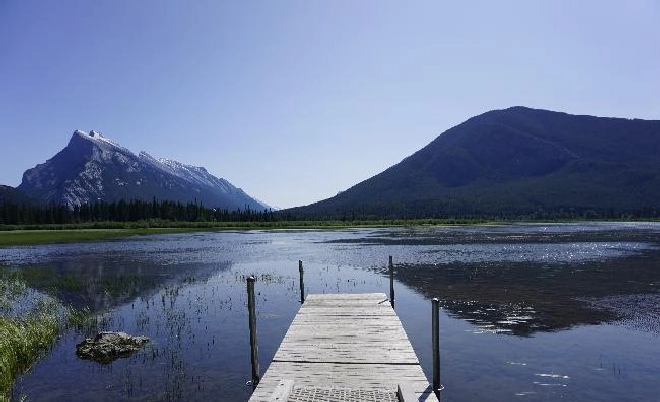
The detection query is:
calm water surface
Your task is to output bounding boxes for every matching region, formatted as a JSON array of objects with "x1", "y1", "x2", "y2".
[{"x1": 2, "y1": 222, "x2": 659, "y2": 401}]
